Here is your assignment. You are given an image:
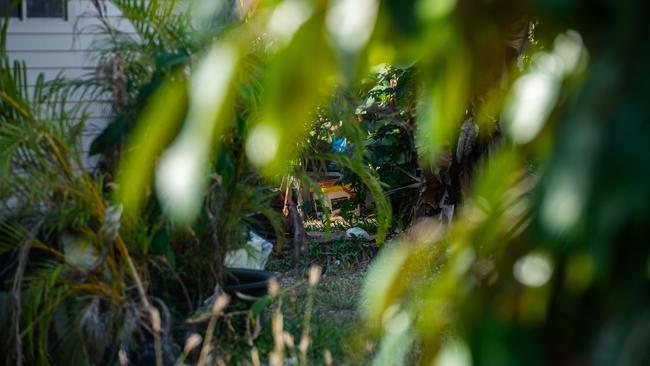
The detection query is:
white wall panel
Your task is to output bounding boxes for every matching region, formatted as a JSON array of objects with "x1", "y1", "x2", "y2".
[{"x1": 5, "y1": 0, "x2": 131, "y2": 169}]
